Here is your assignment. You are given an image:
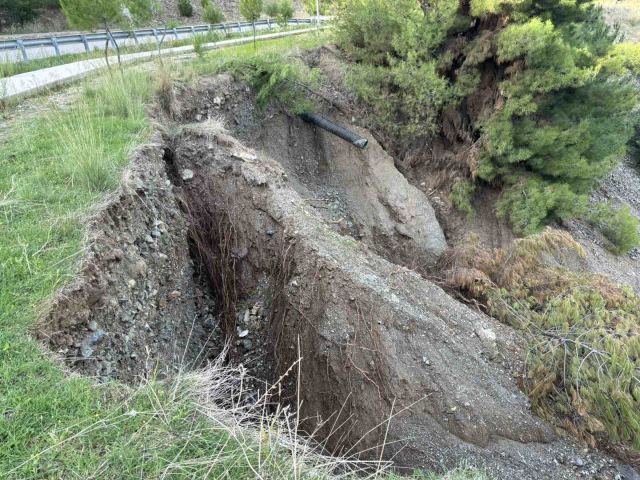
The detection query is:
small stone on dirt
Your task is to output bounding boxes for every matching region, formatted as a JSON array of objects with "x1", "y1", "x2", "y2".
[
  {"x1": 572, "y1": 457, "x2": 586, "y2": 467},
  {"x1": 181, "y1": 169, "x2": 194, "y2": 181},
  {"x1": 238, "y1": 328, "x2": 249, "y2": 338},
  {"x1": 80, "y1": 330, "x2": 106, "y2": 358}
]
